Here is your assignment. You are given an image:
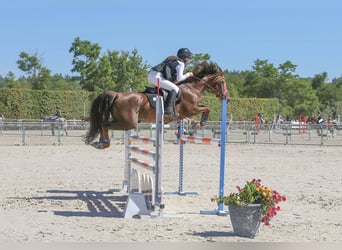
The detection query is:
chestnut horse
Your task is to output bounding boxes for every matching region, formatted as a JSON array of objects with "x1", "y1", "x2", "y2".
[{"x1": 85, "y1": 61, "x2": 228, "y2": 149}]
